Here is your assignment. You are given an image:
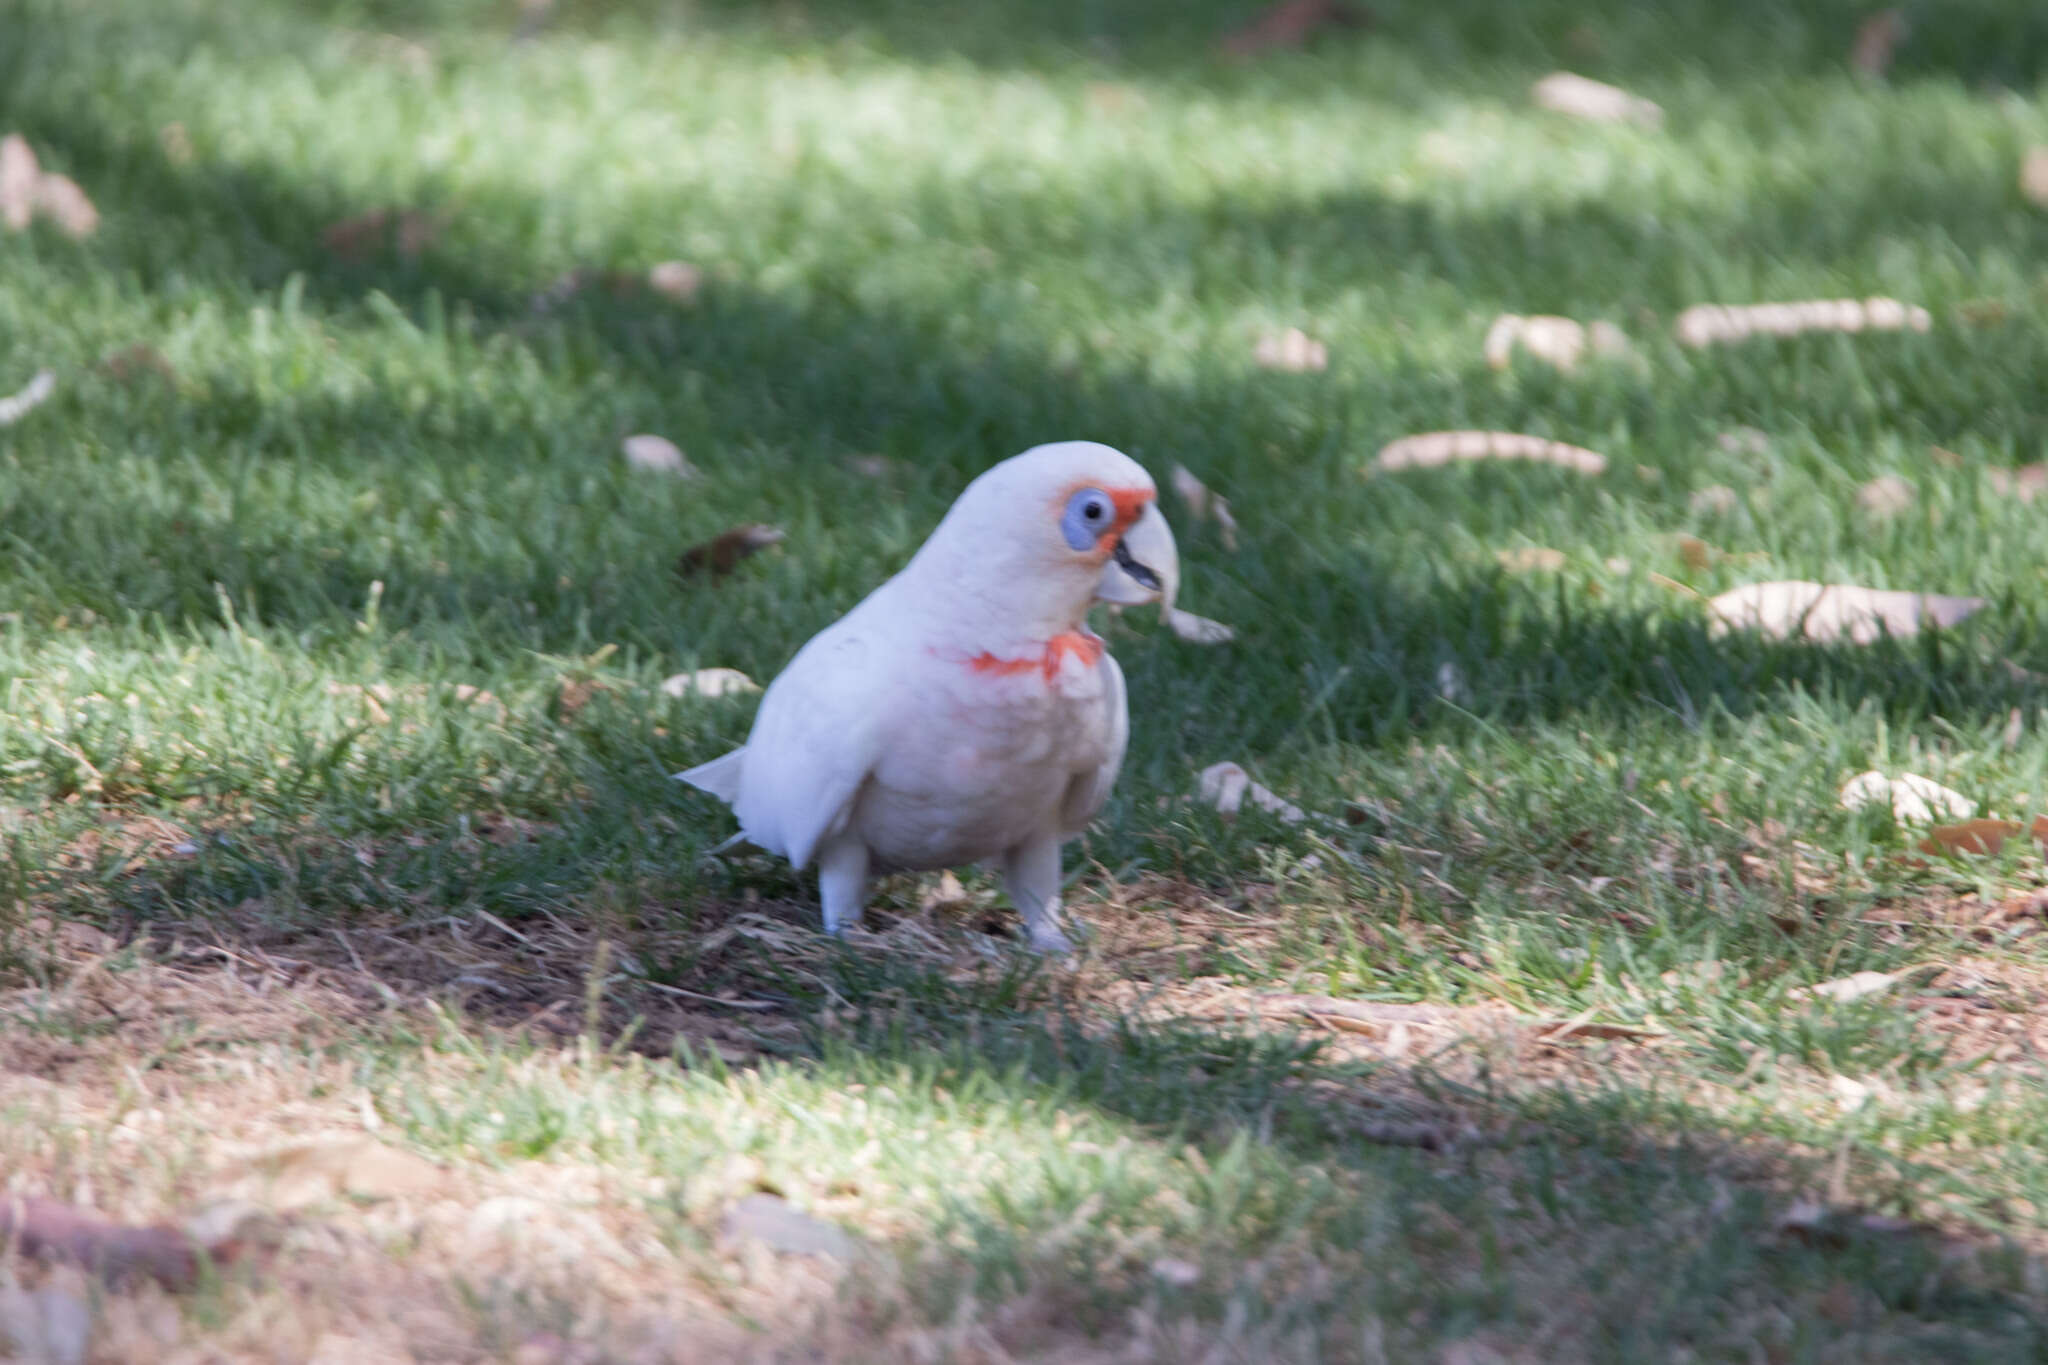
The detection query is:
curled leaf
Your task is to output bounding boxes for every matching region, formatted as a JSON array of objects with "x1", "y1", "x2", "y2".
[
  {"x1": 1917, "y1": 817, "x2": 2048, "y2": 858},
  {"x1": 1374, "y1": 431, "x2": 1607, "y2": 477},
  {"x1": 0, "y1": 369, "x2": 55, "y2": 425},
  {"x1": 1706, "y1": 581, "x2": 1985, "y2": 644},
  {"x1": 621, "y1": 433, "x2": 697, "y2": 477},
  {"x1": 1675, "y1": 297, "x2": 1930, "y2": 347},
  {"x1": 1253, "y1": 327, "x2": 1328, "y2": 372},
  {"x1": 1838, "y1": 770, "x2": 1974, "y2": 824},
  {"x1": 1197, "y1": 761, "x2": 1305, "y2": 824},
  {"x1": 1496, "y1": 546, "x2": 1566, "y2": 573},
  {"x1": 1482, "y1": 314, "x2": 1629, "y2": 372},
  {"x1": 1166, "y1": 608, "x2": 1236, "y2": 644},
  {"x1": 1531, "y1": 72, "x2": 1663, "y2": 128},
  {"x1": 660, "y1": 668, "x2": 758, "y2": 699},
  {"x1": 676, "y1": 523, "x2": 786, "y2": 579},
  {"x1": 1856, "y1": 474, "x2": 1915, "y2": 519}
]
